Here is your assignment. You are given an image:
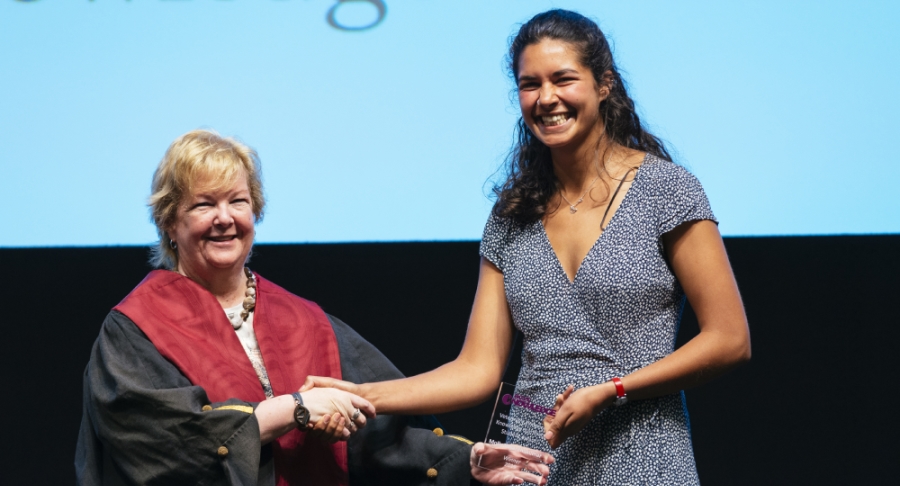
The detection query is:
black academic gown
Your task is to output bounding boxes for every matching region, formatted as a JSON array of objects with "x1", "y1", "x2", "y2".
[{"x1": 75, "y1": 311, "x2": 475, "y2": 486}]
